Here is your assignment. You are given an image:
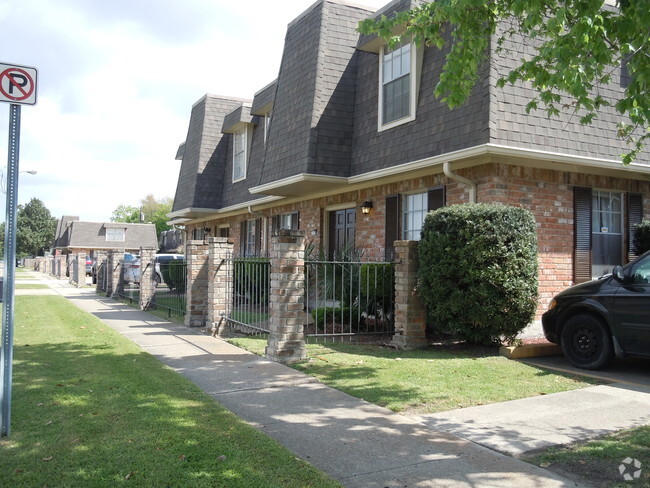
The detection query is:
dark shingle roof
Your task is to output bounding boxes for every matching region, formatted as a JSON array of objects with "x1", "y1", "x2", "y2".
[
  {"x1": 53, "y1": 218, "x2": 158, "y2": 251},
  {"x1": 251, "y1": 80, "x2": 277, "y2": 116},
  {"x1": 172, "y1": 95, "x2": 250, "y2": 212}
]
